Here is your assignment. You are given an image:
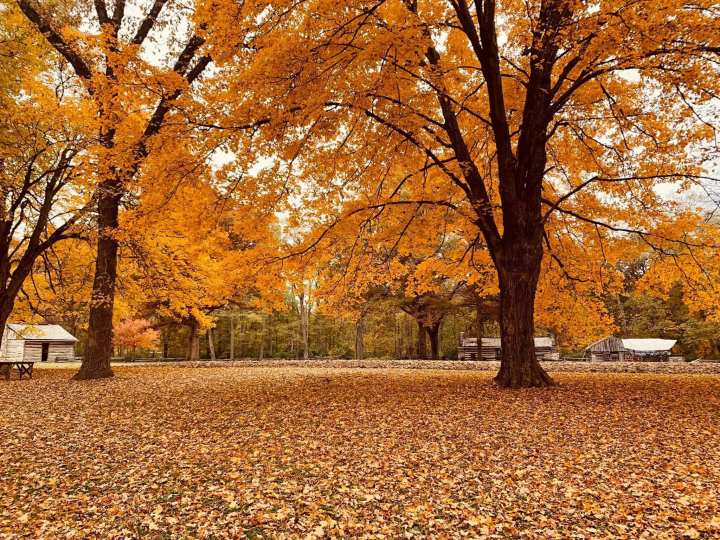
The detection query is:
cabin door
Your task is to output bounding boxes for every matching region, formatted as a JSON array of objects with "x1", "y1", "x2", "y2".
[{"x1": 41, "y1": 343, "x2": 49, "y2": 362}]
